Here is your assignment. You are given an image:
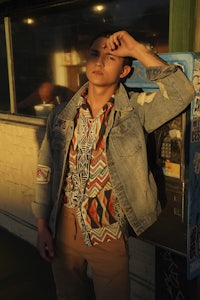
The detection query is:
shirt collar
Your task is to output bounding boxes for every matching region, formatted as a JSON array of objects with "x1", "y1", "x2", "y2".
[{"x1": 78, "y1": 88, "x2": 115, "y2": 112}]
